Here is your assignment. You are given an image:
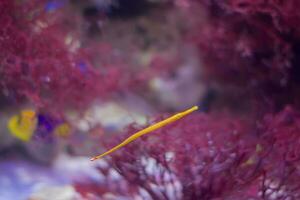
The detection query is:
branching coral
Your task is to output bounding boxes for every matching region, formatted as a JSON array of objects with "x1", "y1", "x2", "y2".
[
  {"x1": 76, "y1": 113, "x2": 263, "y2": 199},
  {"x1": 0, "y1": 0, "x2": 117, "y2": 112},
  {"x1": 75, "y1": 107, "x2": 300, "y2": 199},
  {"x1": 75, "y1": 1, "x2": 300, "y2": 199},
  {"x1": 192, "y1": 0, "x2": 300, "y2": 108},
  {"x1": 0, "y1": 0, "x2": 162, "y2": 113},
  {"x1": 258, "y1": 106, "x2": 300, "y2": 199},
  {"x1": 2, "y1": 0, "x2": 300, "y2": 199}
]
